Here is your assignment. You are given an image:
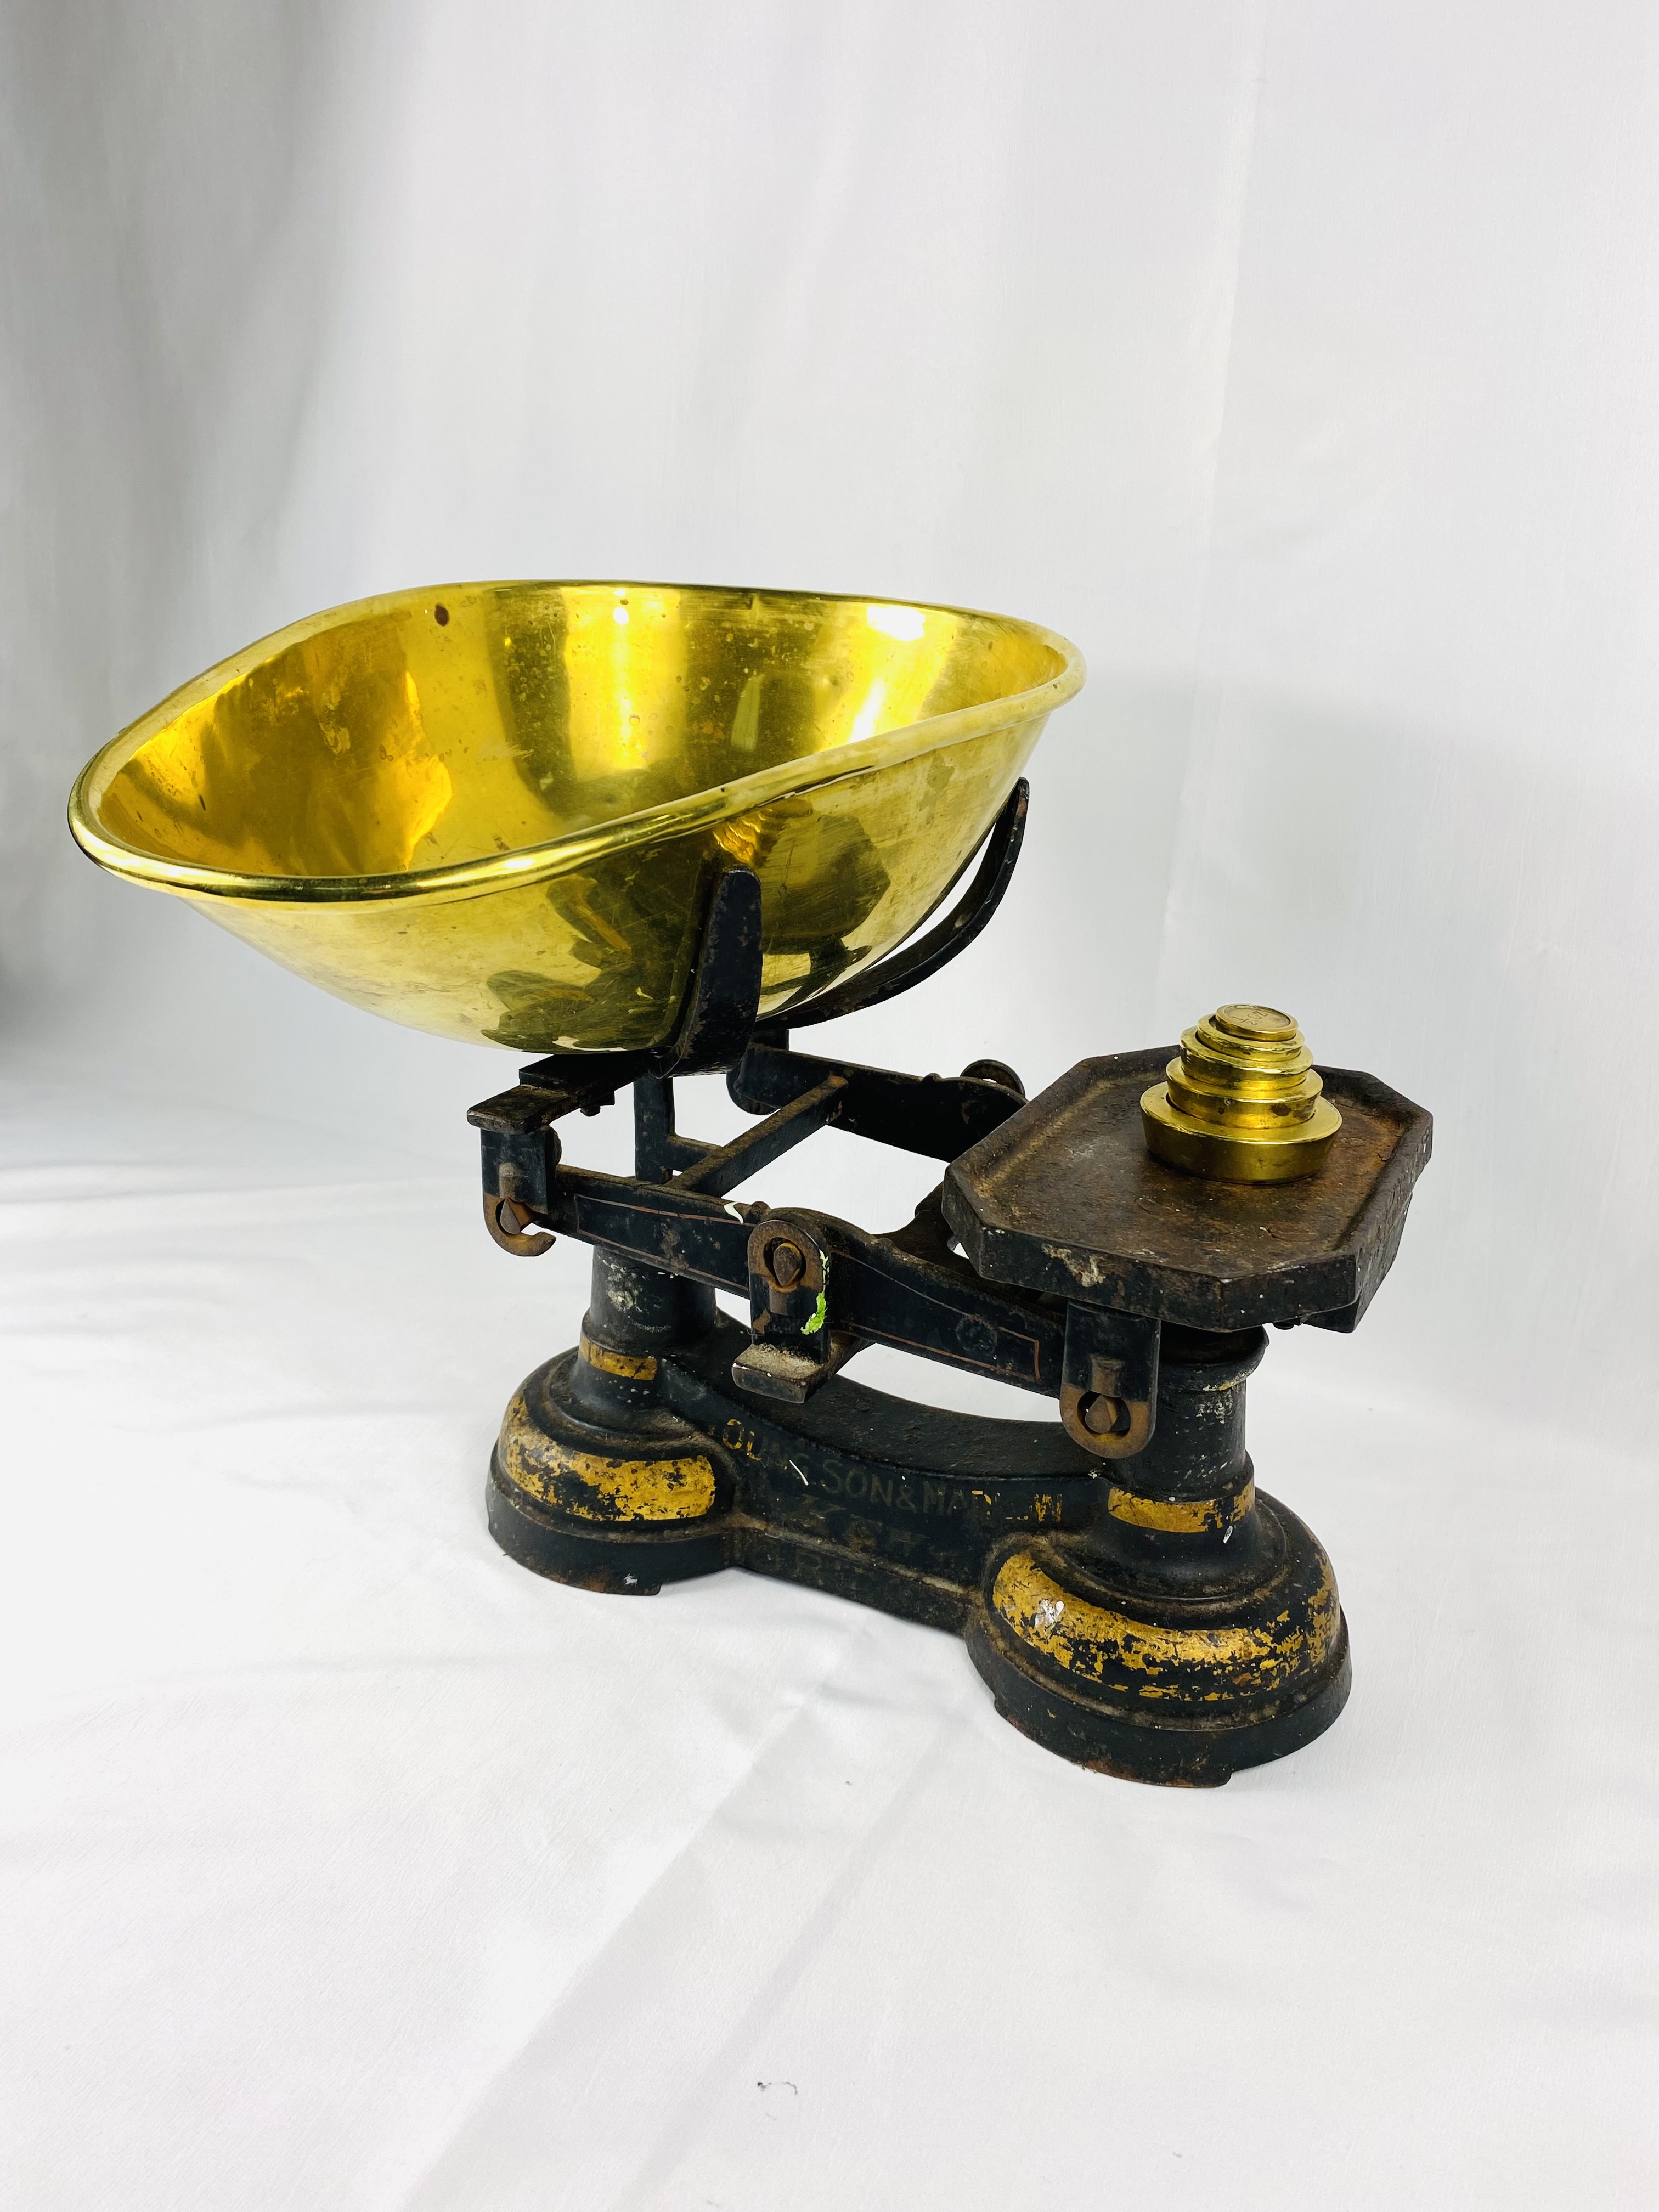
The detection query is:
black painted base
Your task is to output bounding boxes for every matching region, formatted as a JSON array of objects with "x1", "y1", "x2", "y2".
[
  {"x1": 486, "y1": 1316, "x2": 1352, "y2": 1786},
  {"x1": 964, "y1": 1506, "x2": 1352, "y2": 1787}
]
